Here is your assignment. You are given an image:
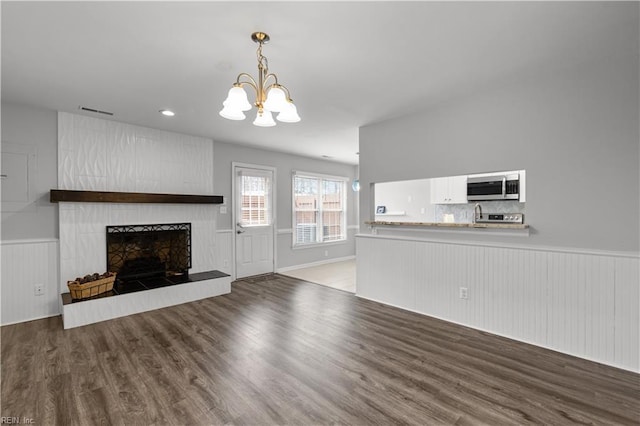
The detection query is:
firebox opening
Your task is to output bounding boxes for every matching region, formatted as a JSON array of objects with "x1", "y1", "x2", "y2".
[{"x1": 106, "y1": 223, "x2": 191, "y2": 284}]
